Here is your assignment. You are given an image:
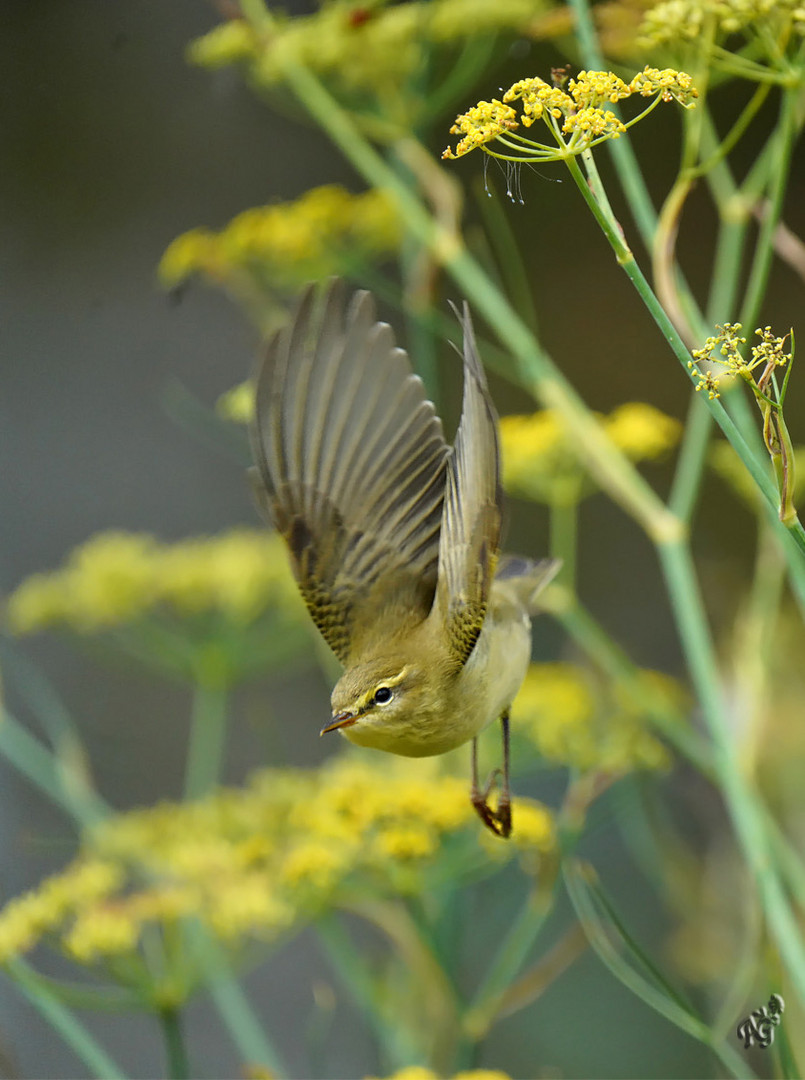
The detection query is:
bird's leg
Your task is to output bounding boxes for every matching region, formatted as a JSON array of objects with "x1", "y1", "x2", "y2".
[
  {"x1": 470, "y1": 711, "x2": 512, "y2": 838},
  {"x1": 471, "y1": 736, "x2": 504, "y2": 836},
  {"x1": 496, "y1": 710, "x2": 512, "y2": 838}
]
